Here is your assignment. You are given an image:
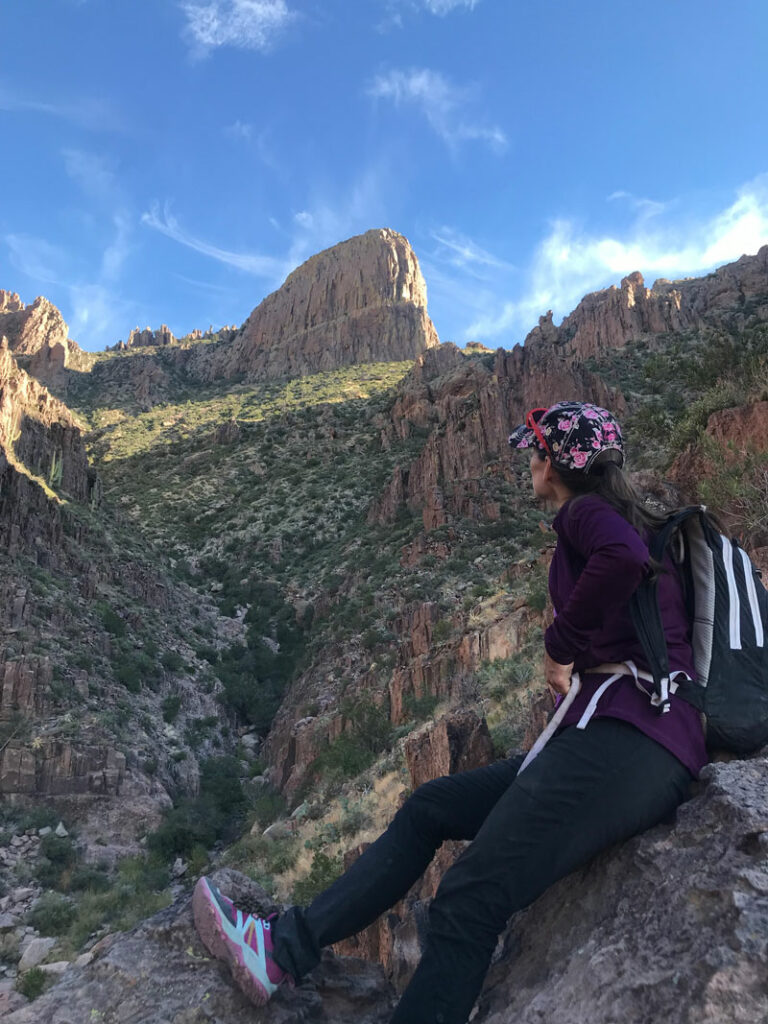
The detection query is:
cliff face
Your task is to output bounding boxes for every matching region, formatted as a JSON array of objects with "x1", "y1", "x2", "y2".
[
  {"x1": 0, "y1": 339, "x2": 96, "y2": 545},
  {"x1": 216, "y1": 229, "x2": 439, "y2": 380}
]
